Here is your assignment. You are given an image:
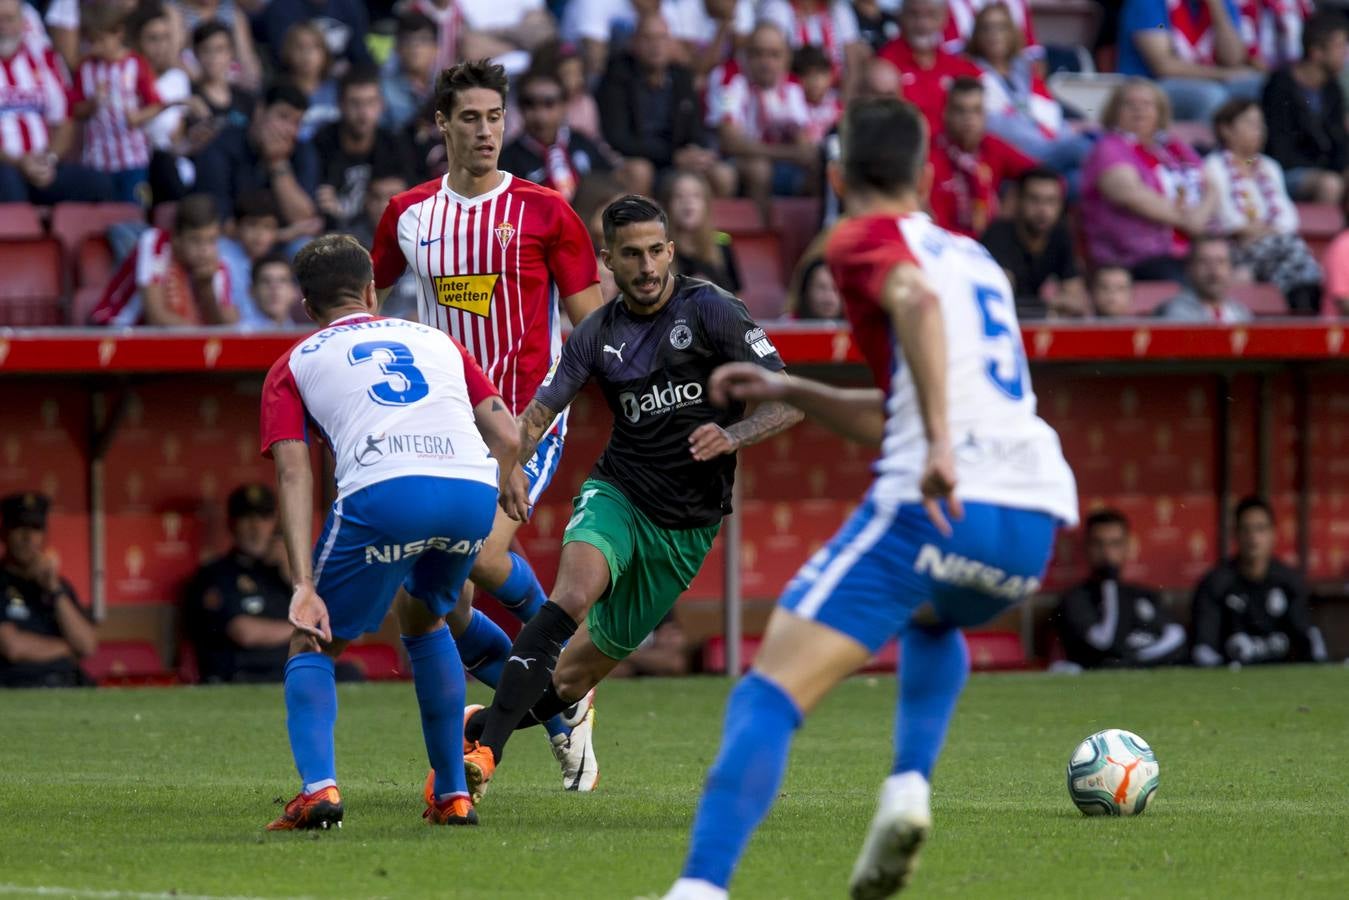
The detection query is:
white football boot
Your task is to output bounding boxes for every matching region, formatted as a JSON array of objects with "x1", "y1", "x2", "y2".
[
  {"x1": 848, "y1": 772, "x2": 932, "y2": 899},
  {"x1": 661, "y1": 878, "x2": 729, "y2": 900},
  {"x1": 550, "y1": 688, "x2": 599, "y2": 792}
]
